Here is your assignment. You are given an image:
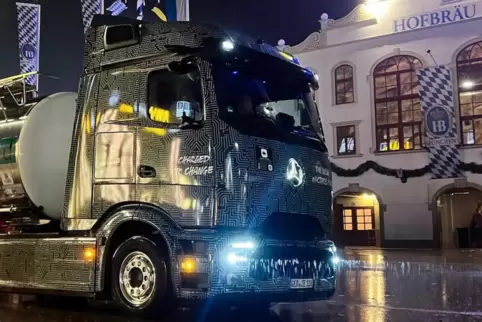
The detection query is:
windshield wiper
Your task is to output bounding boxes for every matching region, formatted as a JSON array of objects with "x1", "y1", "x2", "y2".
[
  {"x1": 294, "y1": 124, "x2": 311, "y2": 131},
  {"x1": 293, "y1": 125, "x2": 316, "y2": 136},
  {"x1": 292, "y1": 125, "x2": 327, "y2": 147}
]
